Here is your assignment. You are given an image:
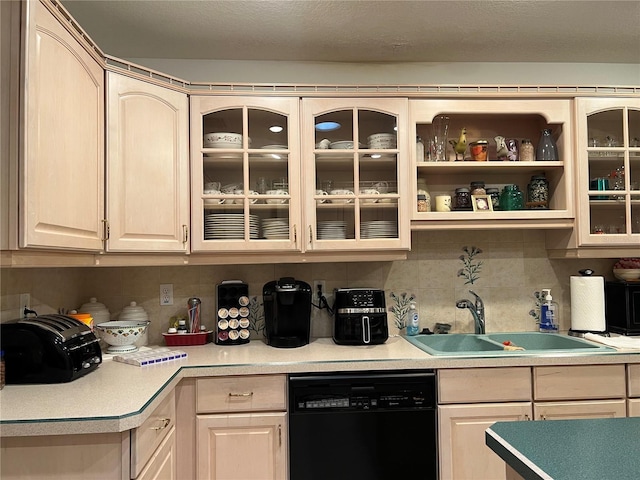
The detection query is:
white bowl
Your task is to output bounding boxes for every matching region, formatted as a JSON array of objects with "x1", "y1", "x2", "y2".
[
  {"x1": 203, "y1": 132, "x2": 245, "y2": 149},
  {"x1": 95, "y1": 321, "x2": 149, "y2": 353},
  {"x1": 613, "y1": 268, "x2": 640, "y2": 282},
  {"x1": 330, "y1": 141, "x2": 365, "y2": 149},
  {"x1": 367, "y1": 133, "x2": 397, "y2": 149}
]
